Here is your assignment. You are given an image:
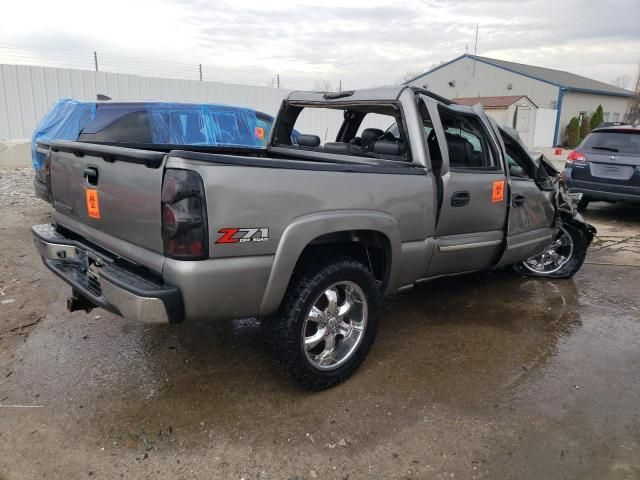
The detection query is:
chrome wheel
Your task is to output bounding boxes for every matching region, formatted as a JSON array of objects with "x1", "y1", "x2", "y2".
[
  {"x1": 522, "y1": 226, "x2": 574, "y2": 275},
  {"x1": 302, "y1": 281, "x2": 368, "y2": 371}
]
